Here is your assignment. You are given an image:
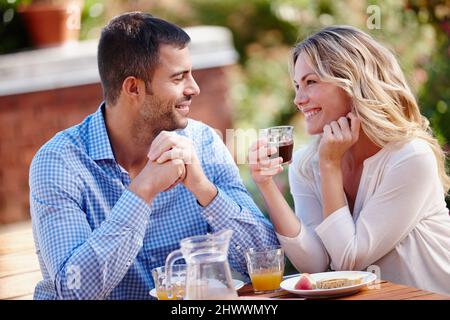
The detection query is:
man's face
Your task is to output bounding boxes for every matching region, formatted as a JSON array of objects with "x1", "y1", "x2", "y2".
[{"x1": 135, "y1": 44, "x2": 200, "y2": 139}]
